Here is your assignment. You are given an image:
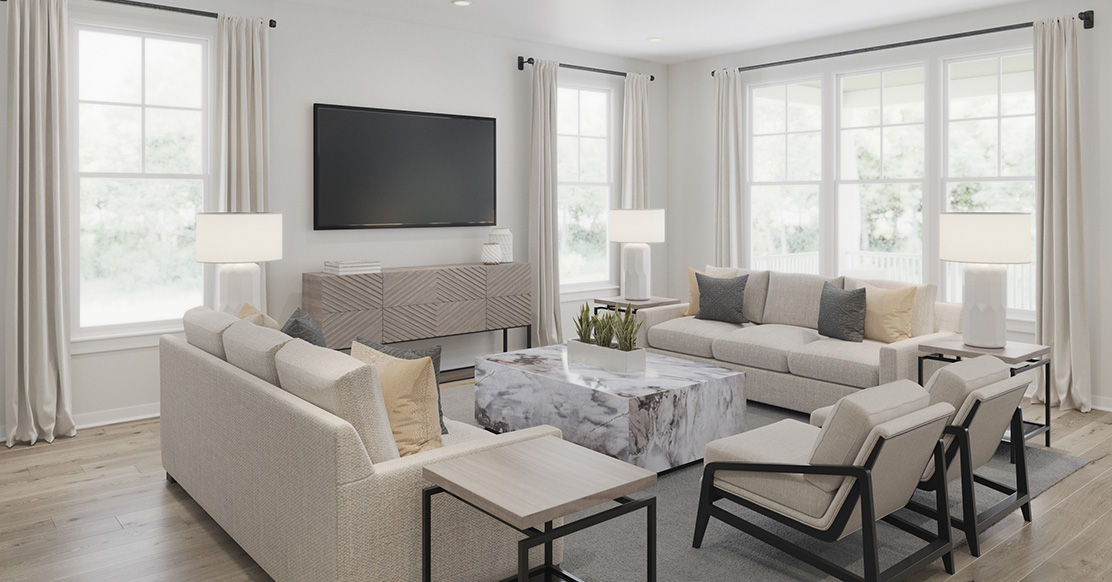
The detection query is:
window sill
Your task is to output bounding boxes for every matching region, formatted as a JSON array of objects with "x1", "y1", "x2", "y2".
[
  {"x1": 560, "y1": 284, "x2": 620, "y2": 304},
  {"x1": 71, "y1": 325, "x2": 184, "y2": 355}
]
